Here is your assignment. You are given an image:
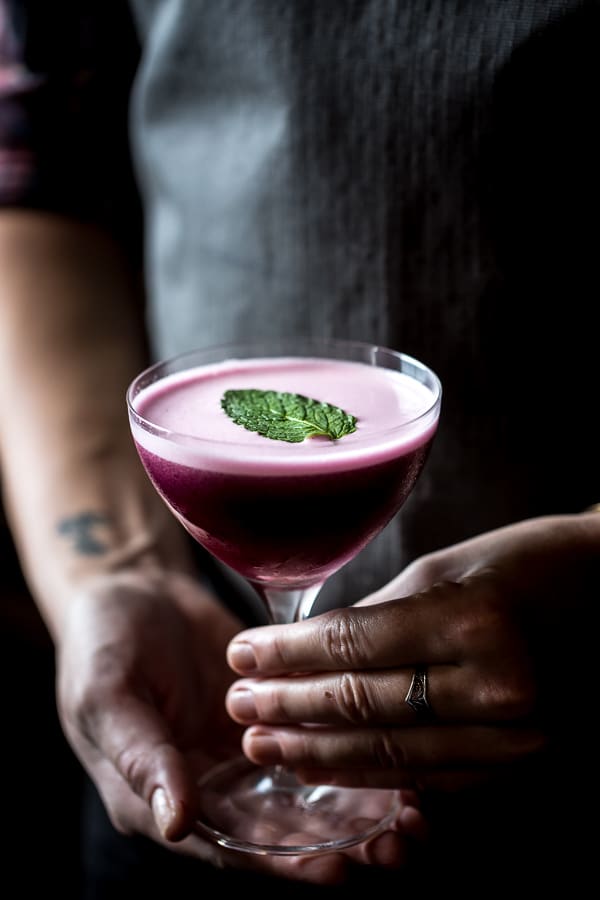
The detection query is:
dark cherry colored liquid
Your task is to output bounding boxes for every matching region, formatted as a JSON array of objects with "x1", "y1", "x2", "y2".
[{"x1": 136, "y1": 439, "x2": 433, "y2": 589}]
